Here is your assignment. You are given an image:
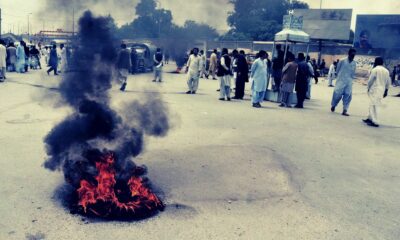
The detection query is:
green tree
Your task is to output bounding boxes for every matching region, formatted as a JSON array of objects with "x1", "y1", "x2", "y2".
[
  {"x1": 117, "y1": 0, "x2": 173, "y2": 38},
  {"x1": 135, "y1": 0, "x2": 157, "y2": 17},
  {"x1": 182, "y1": 20, "x2": 219, "y2": 40},
  {"x1": 225, "y1": 0, "x2": 308, "y2": 41}
]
